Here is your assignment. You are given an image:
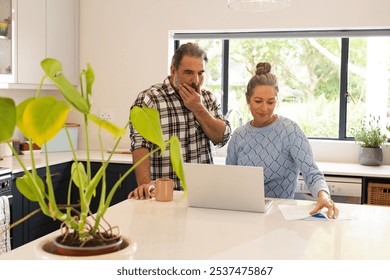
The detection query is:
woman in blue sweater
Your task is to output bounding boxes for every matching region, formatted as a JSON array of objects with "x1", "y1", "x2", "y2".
[{"x1": 226, "y1": 62, "x2": 339, "y2": 219}]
